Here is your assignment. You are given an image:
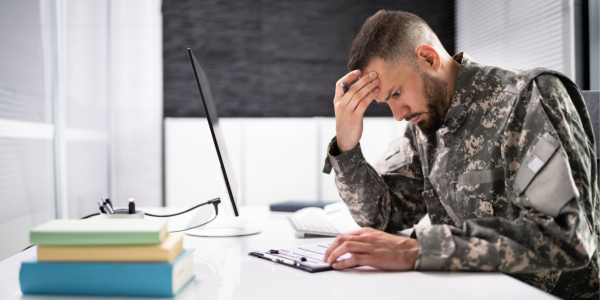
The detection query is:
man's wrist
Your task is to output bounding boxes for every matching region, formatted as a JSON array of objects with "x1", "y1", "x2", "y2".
[
  {"x1": 336, "y1": 139, "x2": 358, "y2": 155},
  {"x1": 330, "y1": 137, "x2": 360, "y2": 157},
  {"x1": 405, "y1": 237, "x2": 420, "y2": 270},
  {"x1": 328, "y1": 136, "x2": 361, "y2": 158}
]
